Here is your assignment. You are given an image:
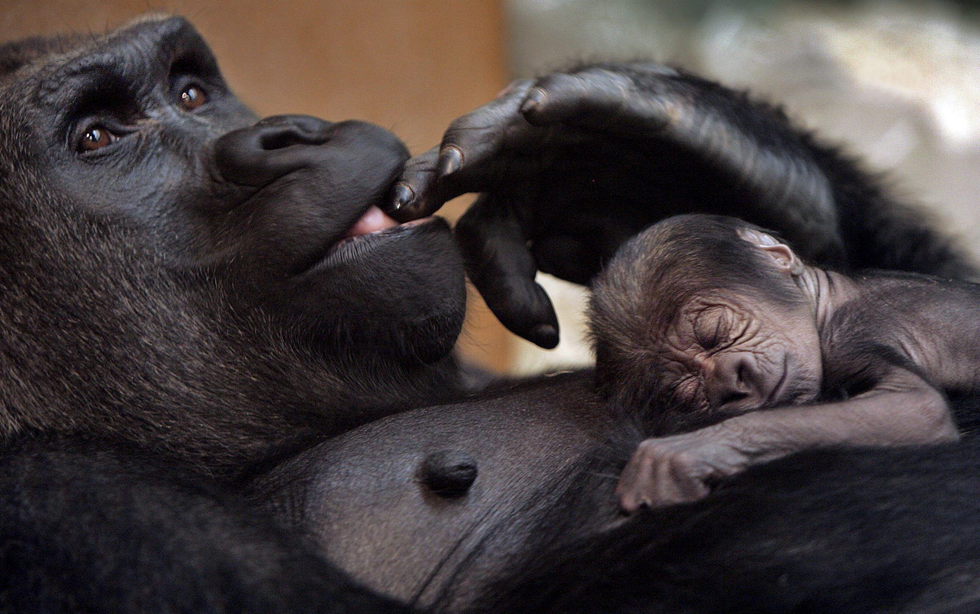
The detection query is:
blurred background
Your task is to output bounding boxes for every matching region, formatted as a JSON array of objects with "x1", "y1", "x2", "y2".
[{"x1": 3, "y1": 0, "x2": 977, "y2": 374}]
